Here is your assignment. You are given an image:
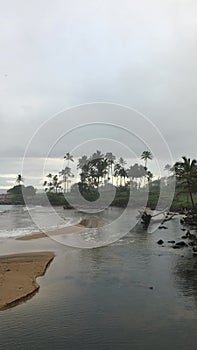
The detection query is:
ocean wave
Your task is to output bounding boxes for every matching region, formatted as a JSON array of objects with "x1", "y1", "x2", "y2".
[
  {"x1": 0, "y1": 217, "x2": 81, "y2": 239},
  {"x1": 0, "y1": 227, "x2": 38, "y2": 239}
]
